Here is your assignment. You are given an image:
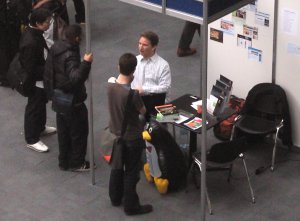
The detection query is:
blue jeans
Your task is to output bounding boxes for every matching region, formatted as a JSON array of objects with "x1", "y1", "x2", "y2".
[{"x1": 109, "y1": 137, "x2": 145, "y2": 211}]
